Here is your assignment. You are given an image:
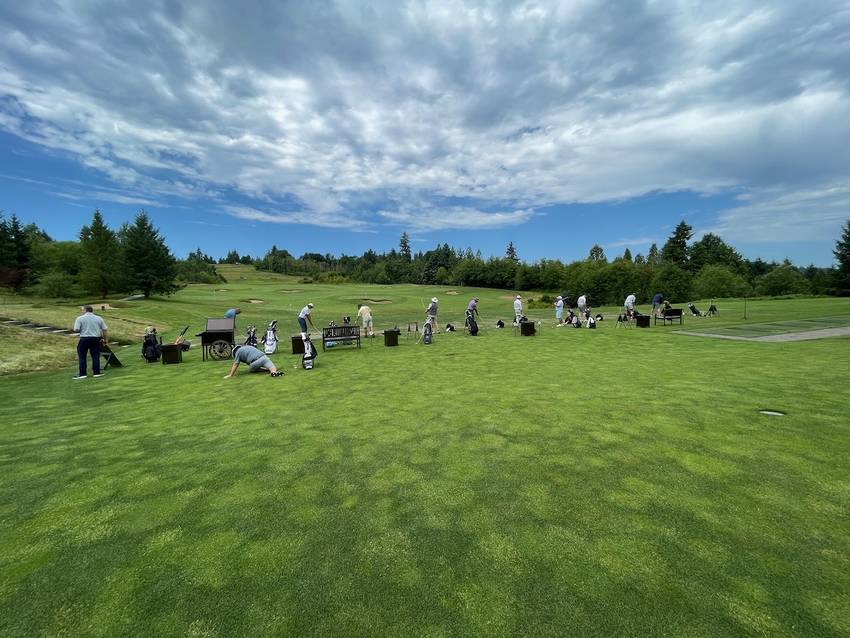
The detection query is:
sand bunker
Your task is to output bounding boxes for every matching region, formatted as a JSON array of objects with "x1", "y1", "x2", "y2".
[
  {"x1": 280, "y1": 289, "x2": 302, "y2": 293},
  {"x1": 361, "y1": 298, "x2": 393, "y2": 304},
  {"x1": 500, "y1": 294, "x2": 523, "y2": 301},
  {"x1": 87, "y1": 303, "x2": 117, "y2": 310},
  {"x1": 445, "y1": 290, "x2": 460, "y2": 295},
  {"x1": 244, "y1": 299, "x2": 264, "y2": 304}
]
